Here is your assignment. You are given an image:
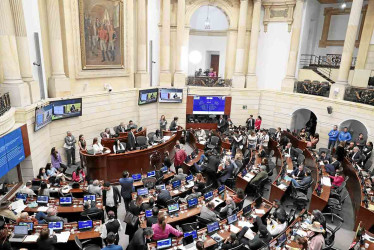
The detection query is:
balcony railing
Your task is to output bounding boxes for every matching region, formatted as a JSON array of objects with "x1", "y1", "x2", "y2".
[
  {"x1": 294, "y1": 81, "x2": 331, "y2": 97},
  {"x1": 300, "y1": 54, "x2": 356, "y2": 69},
  {"x1": 344, "y1": 87, "x2": 374, "y2": 106},
  {"x1": 0, "y1": 93, "x2": 11, "y2": 116},
  {"x1": 186, "y1": 76, "x2": 232, "y2": 87}
]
